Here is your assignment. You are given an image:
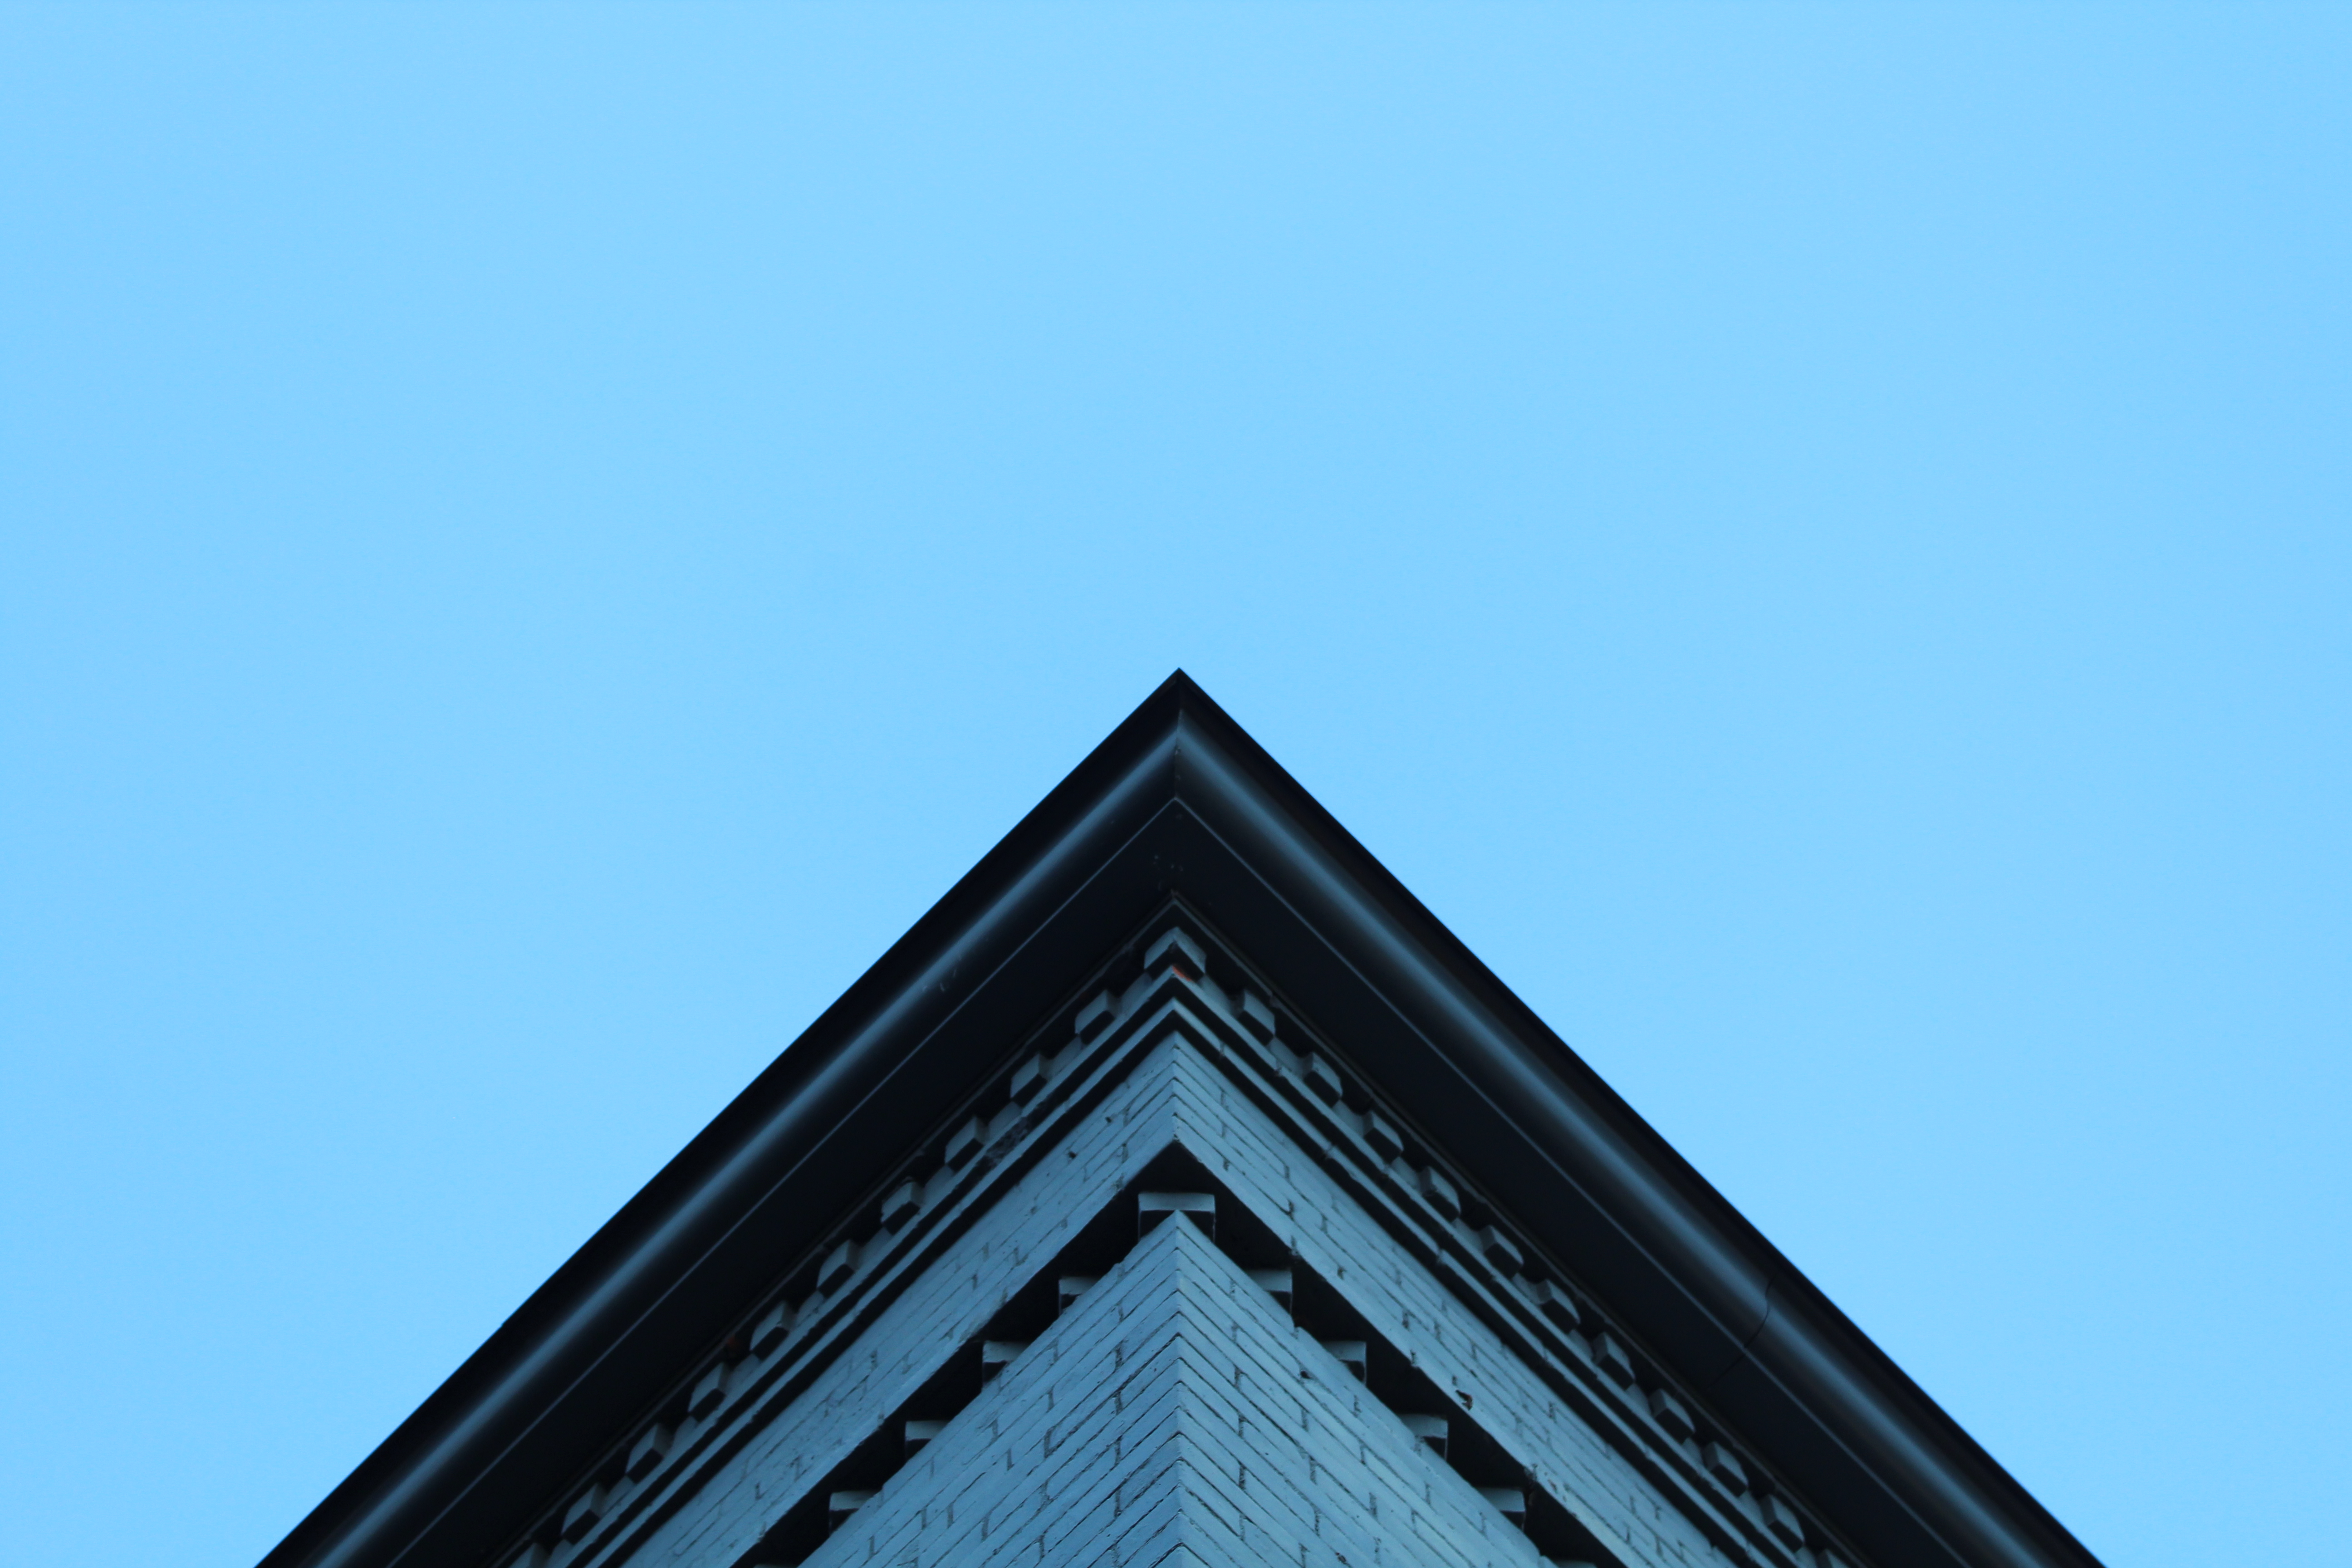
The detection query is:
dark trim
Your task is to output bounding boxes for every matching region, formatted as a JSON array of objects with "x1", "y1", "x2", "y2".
[
  {"x1": 1152, "y1": 695, "x2": 2098, "y2": 1568},
  {"x1": 260, "y1": 672, "x2": 2101, "y2": 1568}
]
